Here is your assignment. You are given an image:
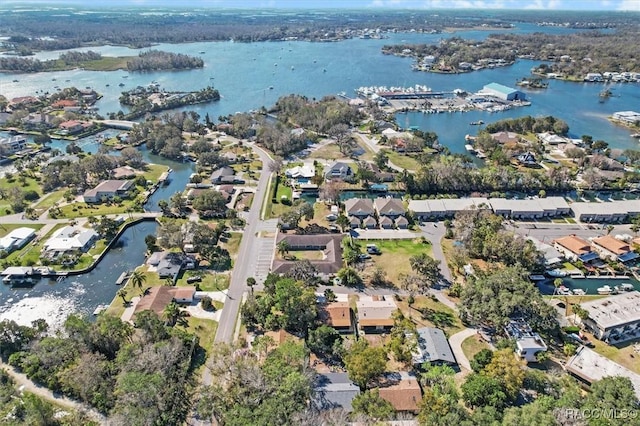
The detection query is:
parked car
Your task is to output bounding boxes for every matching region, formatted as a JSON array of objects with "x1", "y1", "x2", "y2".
[
  {"x1": 186, "y1": 276, "x2": 202, "y2": 284},
  {"x1": 366, "y1": 244, "x2": 381, "y2": 254}
]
